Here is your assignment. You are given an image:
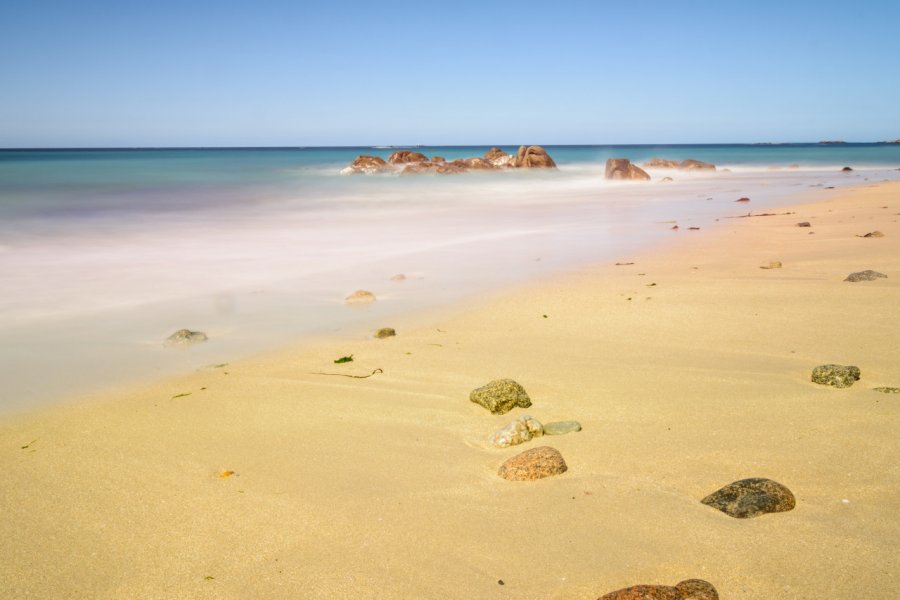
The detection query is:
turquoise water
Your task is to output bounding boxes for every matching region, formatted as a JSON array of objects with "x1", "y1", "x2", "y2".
[{"x1": 1, "y1": 144, "x2": 898, "y2": 412}]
